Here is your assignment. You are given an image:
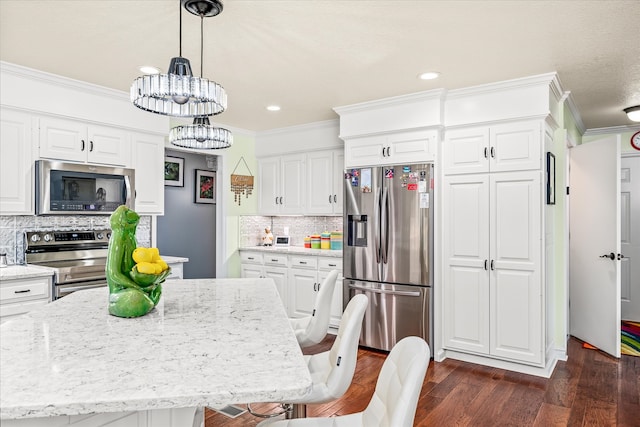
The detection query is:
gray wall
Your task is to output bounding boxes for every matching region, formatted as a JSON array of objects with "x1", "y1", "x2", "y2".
[{"x1": 158, "y1": 150, "x2": 216, "y2": 279}]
